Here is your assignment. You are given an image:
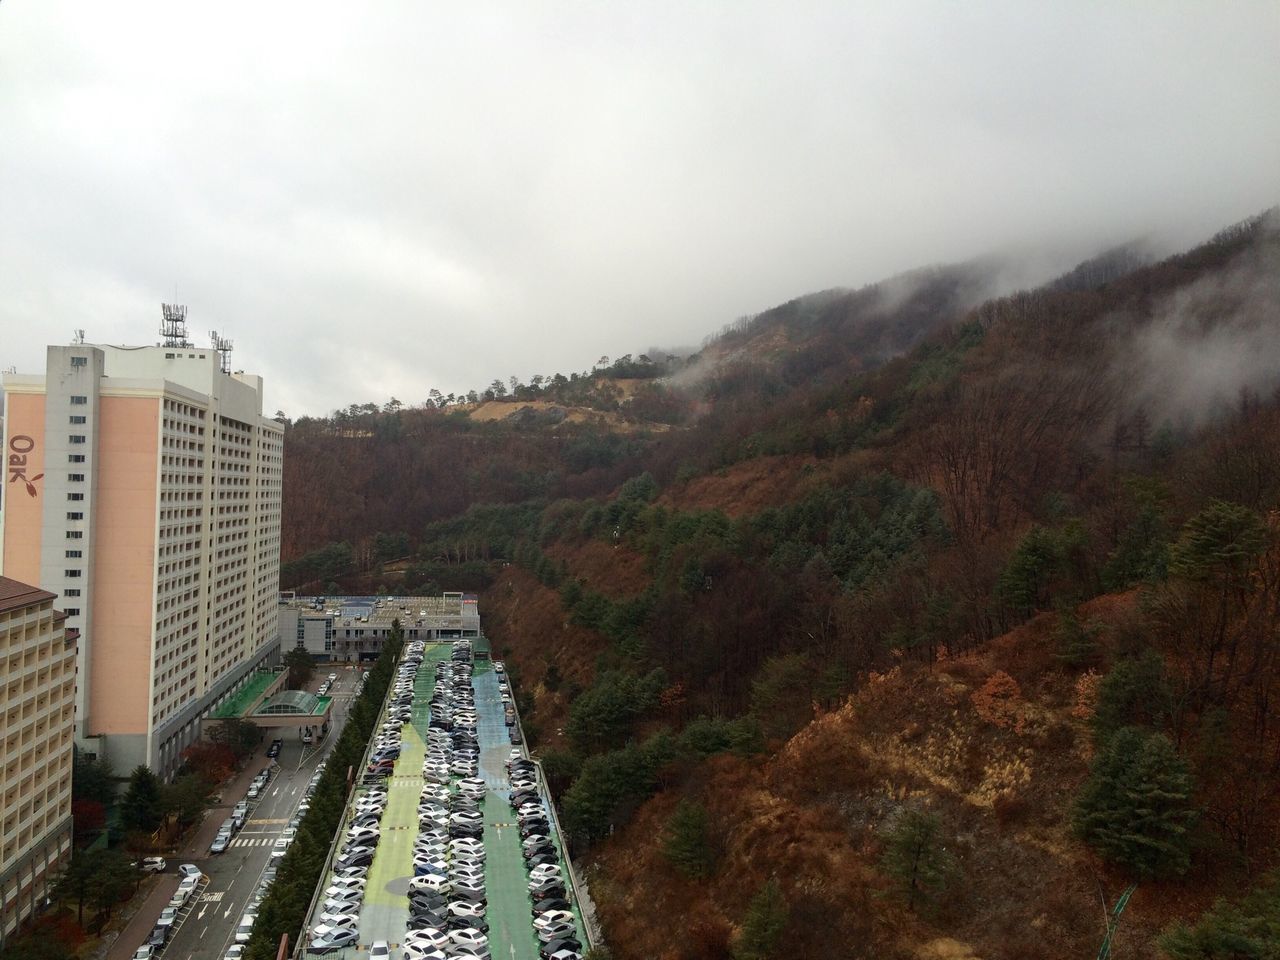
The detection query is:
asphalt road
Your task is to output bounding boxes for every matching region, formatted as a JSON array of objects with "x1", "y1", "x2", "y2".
[{"x1": 162, "y1": 669, "x2": 360, "y2": 960}]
